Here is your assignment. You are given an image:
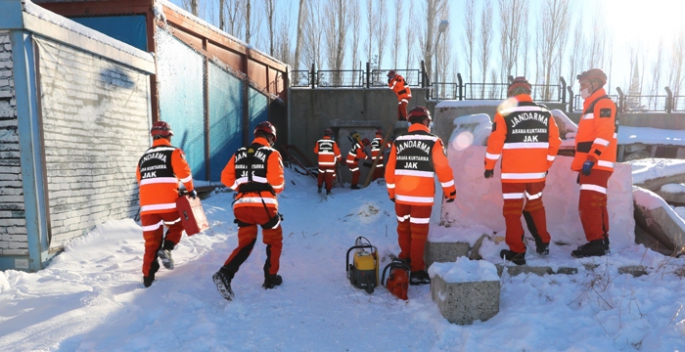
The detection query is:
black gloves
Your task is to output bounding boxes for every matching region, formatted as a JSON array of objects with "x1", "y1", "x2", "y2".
[
  {"x1": 188, "y1": 190, "x2": 197, "y2": 199},
  {"x1": 445, "y1": 191, "x2": 456, "y2": 203},
  {"x1": 484, "y1": 169, "x2": 494, "y2": 179}
]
